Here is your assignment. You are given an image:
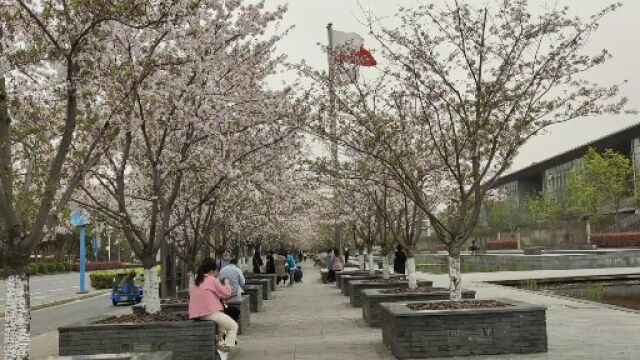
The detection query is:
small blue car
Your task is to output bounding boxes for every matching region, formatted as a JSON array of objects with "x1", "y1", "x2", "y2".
[{"x1": 111, "y1": 273, "x2": 143, "y2": 306}]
